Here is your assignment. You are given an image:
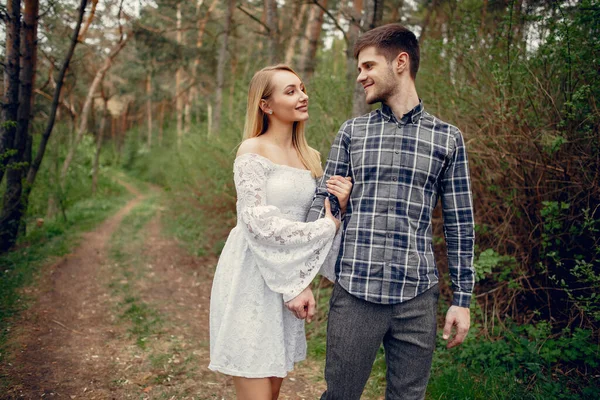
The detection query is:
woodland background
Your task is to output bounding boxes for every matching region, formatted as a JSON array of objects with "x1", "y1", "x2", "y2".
[{"x1": 1, "y1": 0, "x2": 599, "y2": 398}]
